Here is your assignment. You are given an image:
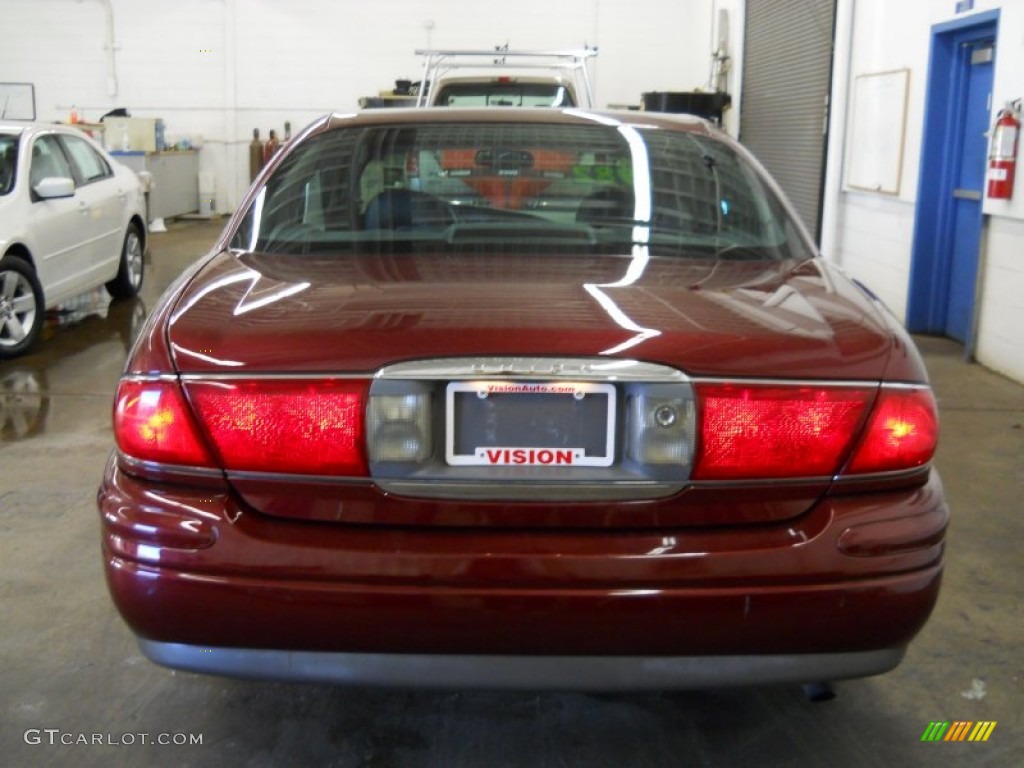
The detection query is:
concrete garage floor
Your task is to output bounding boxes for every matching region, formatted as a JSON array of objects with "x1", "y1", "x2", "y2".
[{"x1": 1, "y1": 219, "x2": 1021, "y2": 768}]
